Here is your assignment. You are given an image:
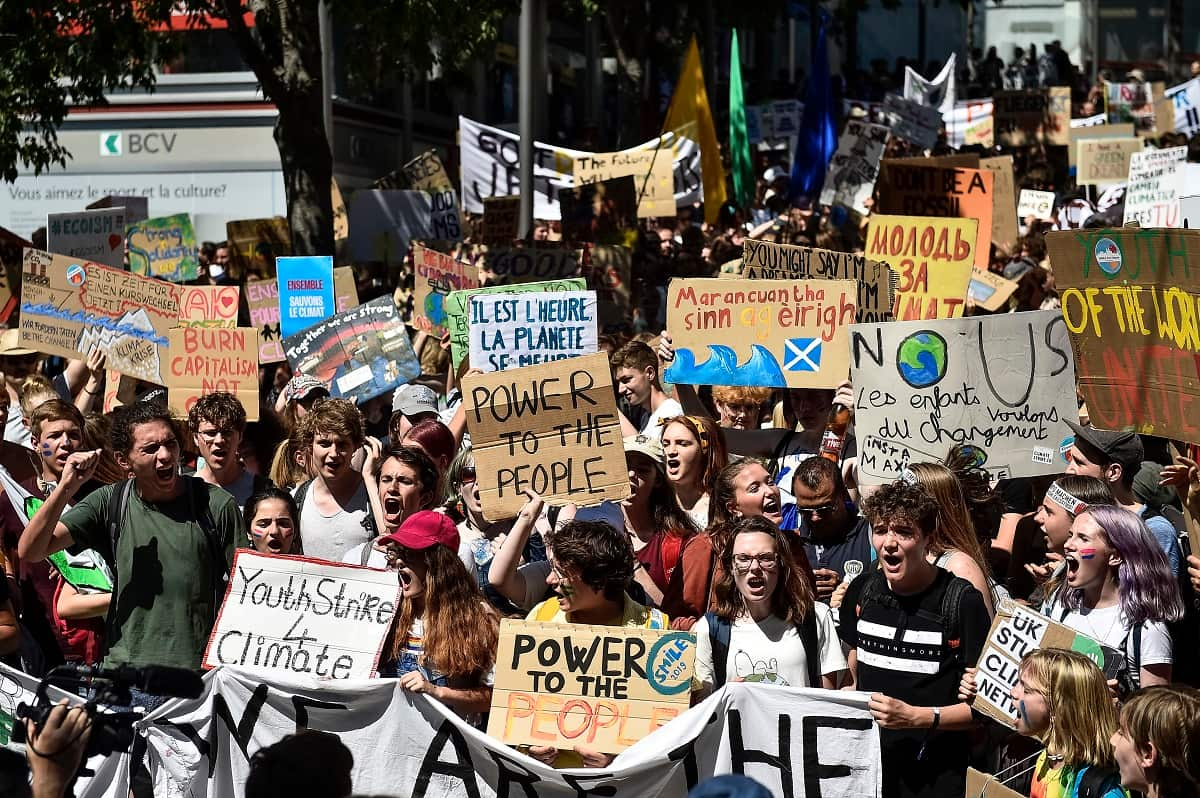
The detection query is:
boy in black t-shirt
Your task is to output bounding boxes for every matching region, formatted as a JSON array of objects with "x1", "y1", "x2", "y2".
[{"x1": 839, "y1": 482, "x2": 990, "y2": 798}]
